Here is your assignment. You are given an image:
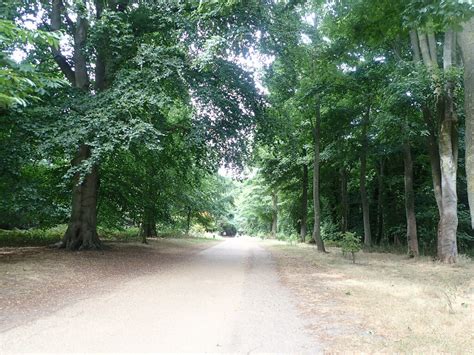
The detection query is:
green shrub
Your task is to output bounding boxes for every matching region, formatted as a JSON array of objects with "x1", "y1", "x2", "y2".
[
  {"x1": 287, "y1": 233, "x2": 299, "y2": 245},
  {"x1": 341, "y1": 231, "x2": 362, "y2": 263},
  {"x1": 190, "y1": 223, "x2": 207, "y2": 235},
  {"x1": 0, "y1": 225, "x2": 66, "y2": 247},
  {"x1": 220, "y1": 221, "x2": 237, "y2": 236}
]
